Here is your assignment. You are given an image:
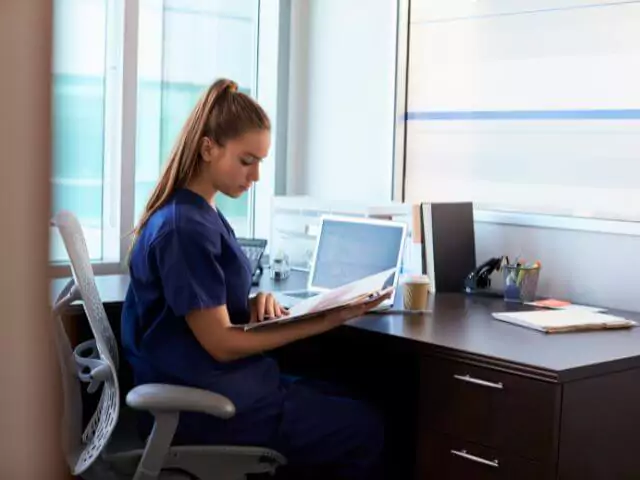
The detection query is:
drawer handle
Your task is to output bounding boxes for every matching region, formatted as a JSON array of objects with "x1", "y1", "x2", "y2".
[
  {"x1": 453, "y1": 374, "x2": 504, "y2": 390},
  {"x1": 451, "y1": 449, "x2": 500, "y2": 468}
]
